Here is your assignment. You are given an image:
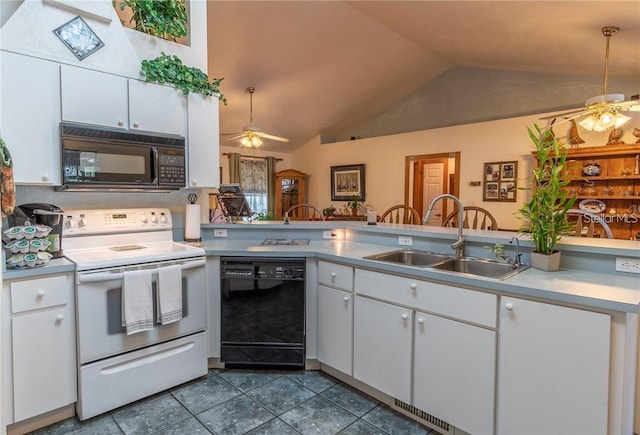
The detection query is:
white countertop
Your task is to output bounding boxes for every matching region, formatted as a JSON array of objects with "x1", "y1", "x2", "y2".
[{"x1": 202, "y1": 239, "x2": 640, "y2": 313}]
